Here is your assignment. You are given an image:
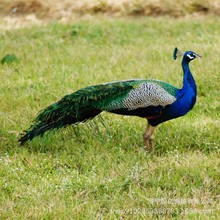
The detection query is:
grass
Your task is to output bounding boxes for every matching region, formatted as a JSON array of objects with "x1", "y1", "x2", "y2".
[
  {"x1": 0, "y1": 16, "x2": 220, "y2": 219},
  {"x1": 1, "y1": 0, "x2": 220, "y2": 19}
]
